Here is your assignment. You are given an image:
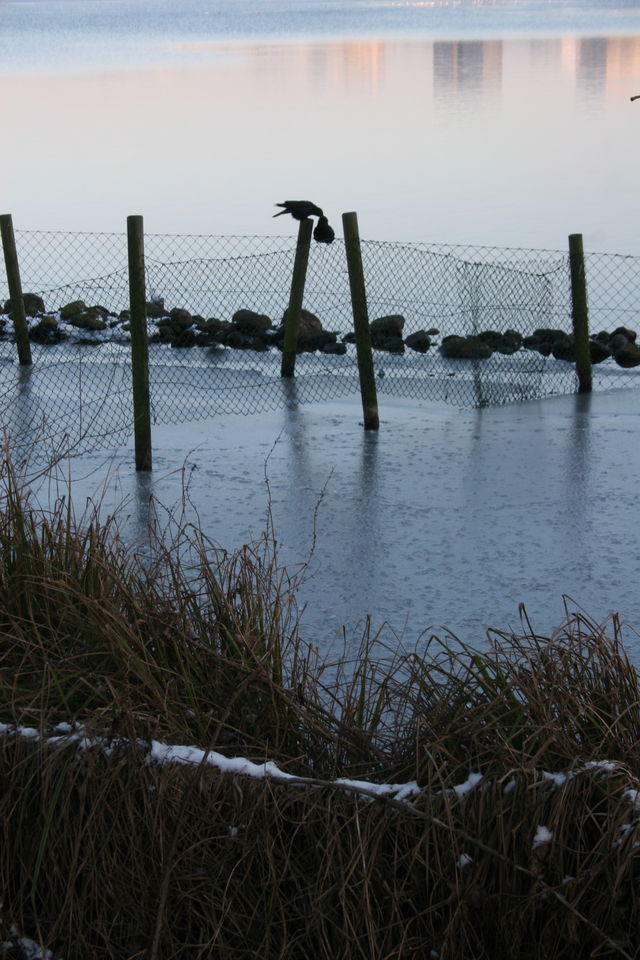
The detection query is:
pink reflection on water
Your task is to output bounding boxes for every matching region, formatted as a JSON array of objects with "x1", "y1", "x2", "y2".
[{"x1": 0, "y1": 32, "x2": 639, "y2": 251}]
